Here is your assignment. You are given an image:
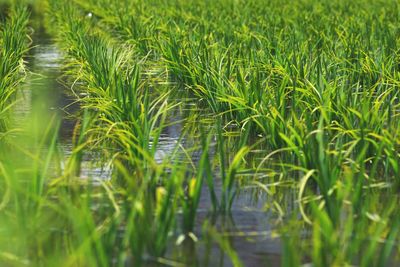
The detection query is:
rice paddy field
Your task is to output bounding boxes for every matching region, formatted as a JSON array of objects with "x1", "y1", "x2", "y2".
[{"x1": 1, "y1": 0, "x2": 400, "y2": 266}]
